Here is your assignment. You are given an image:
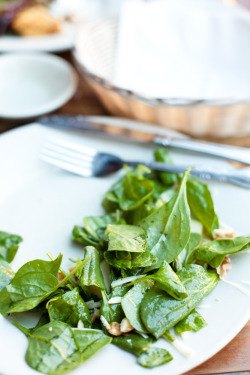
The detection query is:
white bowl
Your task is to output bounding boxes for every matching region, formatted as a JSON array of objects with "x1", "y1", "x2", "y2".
[{"x1": 0, "y1": 52, "x2": 78, "y2": 119}]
